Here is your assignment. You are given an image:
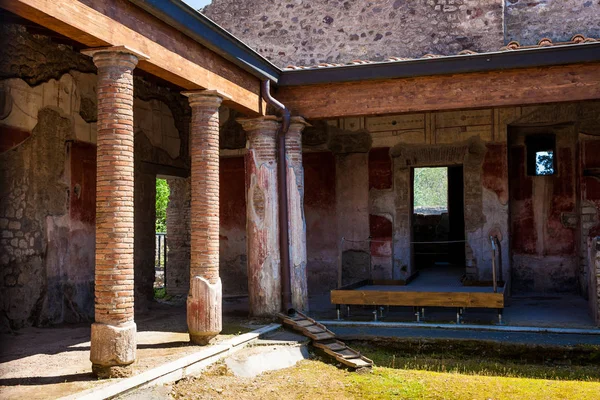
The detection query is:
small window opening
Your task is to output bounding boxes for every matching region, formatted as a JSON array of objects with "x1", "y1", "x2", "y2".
[
  {"x1": 526, "y1": 134, "x2": 556, "y2": 176},
  {"x1": 413, "y1": 167, "x2": 448, "y2": 215}
]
